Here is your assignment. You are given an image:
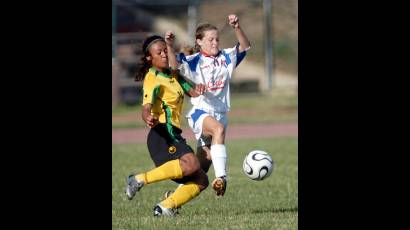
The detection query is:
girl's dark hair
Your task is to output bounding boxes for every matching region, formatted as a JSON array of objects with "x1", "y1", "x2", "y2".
[
  {"x1": 135, "y1": 35, "x2": 165, "y2": 81},
  {"x1": 193, "y1": 23, "x2": 218, "y2": 53}
]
